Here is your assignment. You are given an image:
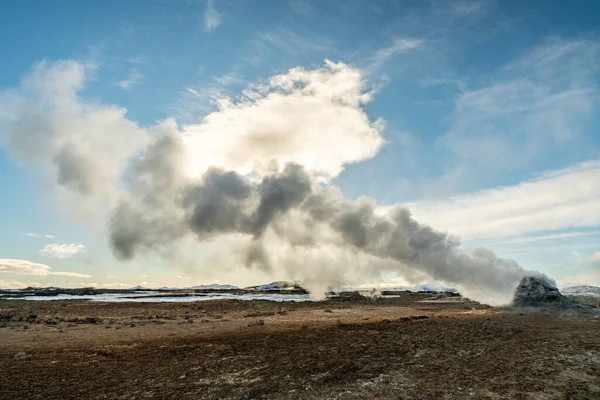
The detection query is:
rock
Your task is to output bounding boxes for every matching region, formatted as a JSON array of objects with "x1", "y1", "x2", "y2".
[
  {"x1": 399, "y1": 315, "x2": 430, "y2": 321},
  {"x1": 338, "y1": 291, "x2": 367, "y2": 301},
  {"x1": 512, "y1": 276, "x2": 580, "y2": 308},
  {"x1": 14, "y1": 352, "x2": 27, "y2": 360},
  {"x1": 243, "y1": 311, "x2": 275, "y2": 318}
]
